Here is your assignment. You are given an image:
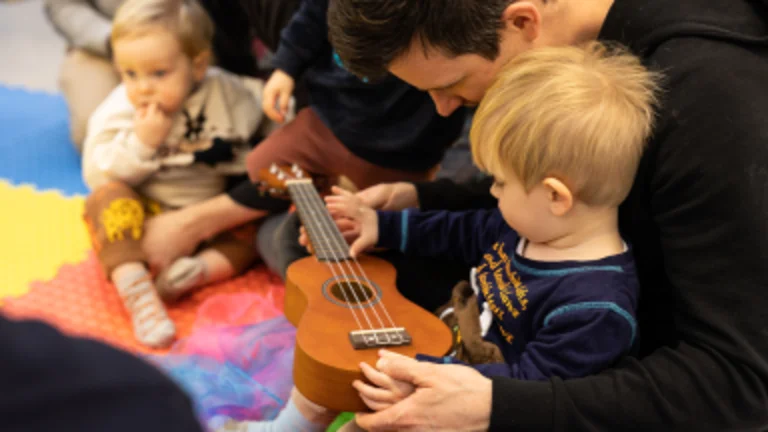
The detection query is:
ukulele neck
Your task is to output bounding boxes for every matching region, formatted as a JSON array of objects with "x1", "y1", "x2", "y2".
[{"x1": 287, "y1": 180, "x2": 352, "y2": 262}]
